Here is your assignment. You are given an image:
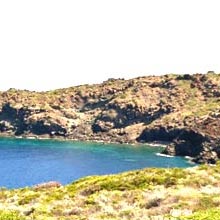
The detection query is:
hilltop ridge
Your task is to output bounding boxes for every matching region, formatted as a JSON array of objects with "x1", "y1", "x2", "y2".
[{"x1": 1, "y1": 72, "x2": 220, "y2": 163}]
